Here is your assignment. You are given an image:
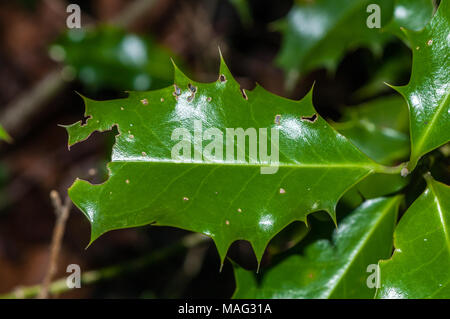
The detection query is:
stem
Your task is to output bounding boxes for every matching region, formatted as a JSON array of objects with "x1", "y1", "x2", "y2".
[
  {"x1": 372, "y1": 162, "x2": 407, "y2": 175},
  {"x1": 37, "y1": 191, "x2": 72, "y2": 299},
  {"x1": 0, "y1": 233, "x2": 208, "y2": 299}
]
